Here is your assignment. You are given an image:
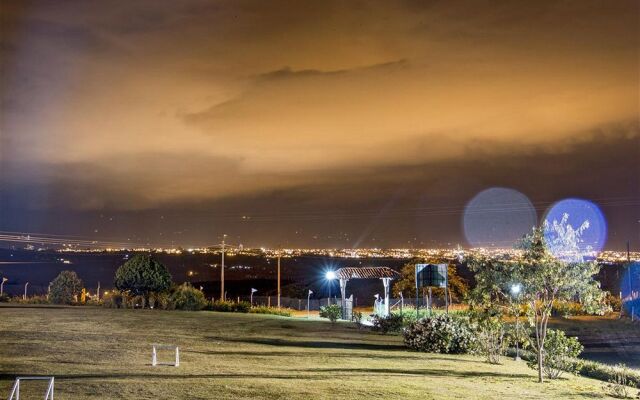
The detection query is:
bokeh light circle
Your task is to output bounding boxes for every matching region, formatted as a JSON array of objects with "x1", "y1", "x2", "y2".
[
  {"x1": 542, "y1": 198, "x2": 607, "y2": 261},
  {"x1": 463, "y1": 188, "x2": 537, "y2": 248}
]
